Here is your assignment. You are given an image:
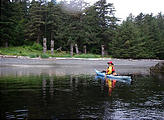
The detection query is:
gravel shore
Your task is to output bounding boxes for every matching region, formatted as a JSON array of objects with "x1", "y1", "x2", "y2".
[{"x1": 0, "y1": 56, "x2": 163, "y2": 76}]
